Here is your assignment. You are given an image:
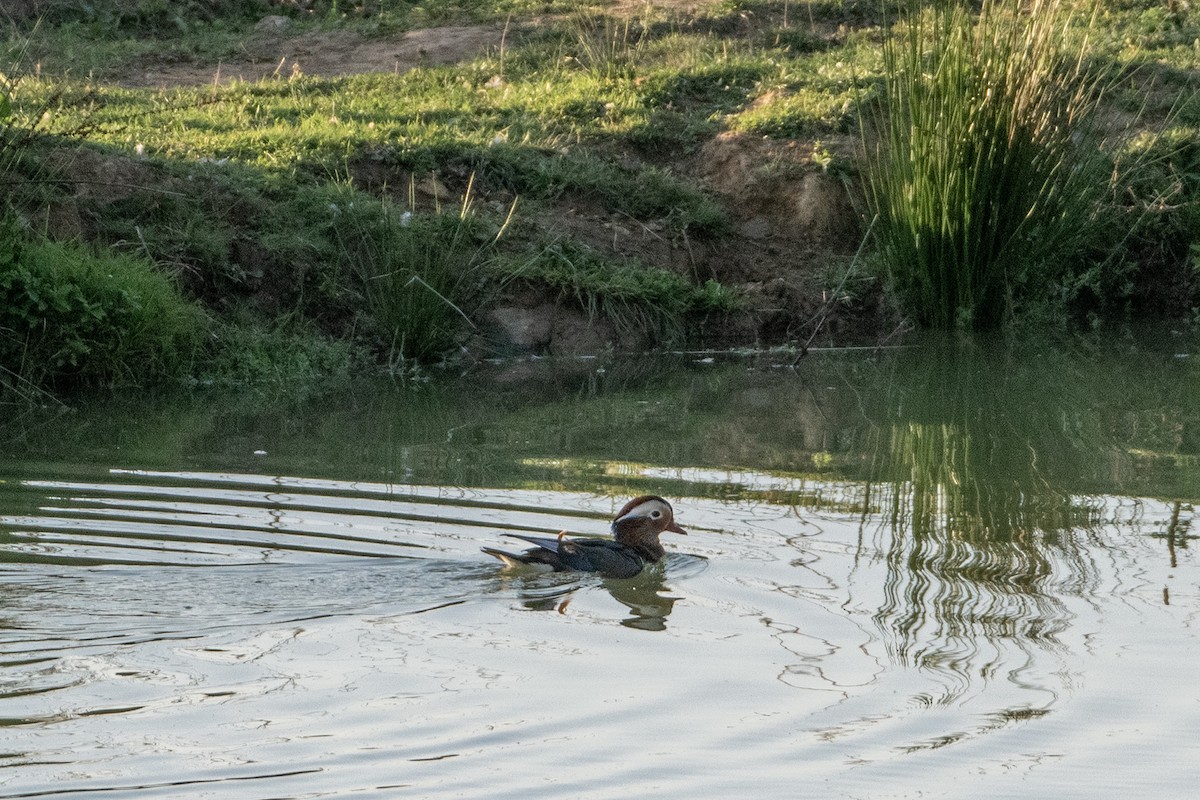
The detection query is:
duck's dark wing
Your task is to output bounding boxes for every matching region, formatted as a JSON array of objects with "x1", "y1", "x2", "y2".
[
  {"x1": 490, "y1": 534, "x2": 646, "y2": 578},
  {"x1": 502, "y1": 534, "x2": 569, "y2": 554},
  {"x1": 480, "y1": 545, "x2": 559, "y2": 571}
]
